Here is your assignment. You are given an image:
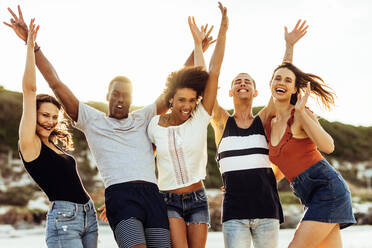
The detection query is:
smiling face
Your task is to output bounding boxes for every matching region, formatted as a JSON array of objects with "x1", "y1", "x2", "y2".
[
  {"x1": 270, "y1": 67, "x2": 297, "y2": 102},
  {"x1": 36, "y1": 102, "x2": 60, "y2": 139},
  {"x1": 169, "y1": 88, "x2": 198, "y2": 123},
  {"x1": 107, "y1": 81, "x2": 133, "y2": 120},
  {"x1": 229, "y1": 73, "x2": 257, "y2": 100}
]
